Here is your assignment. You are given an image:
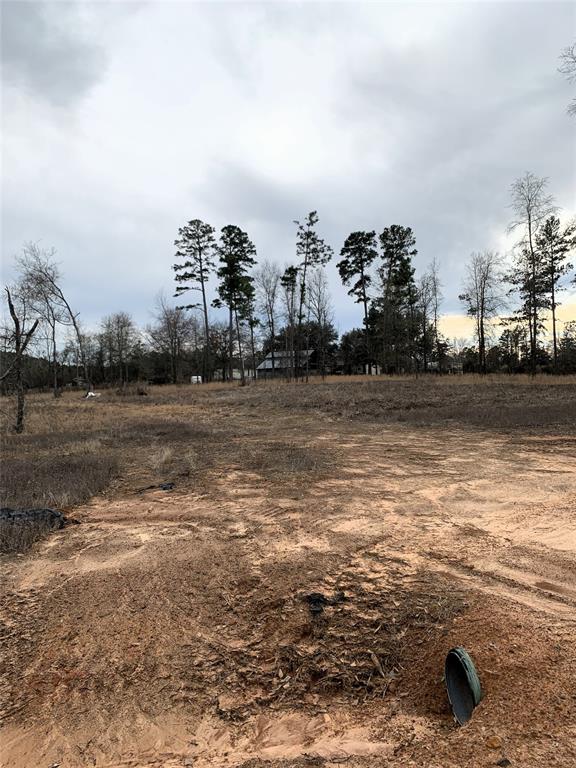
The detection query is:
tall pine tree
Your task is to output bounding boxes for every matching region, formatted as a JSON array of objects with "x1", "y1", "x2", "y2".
[
  {"x1": 375, "y1": 225, "x2": 418, "y2": 372},
  {"x1": 337, "y1": 231, "x2": 378, "y2": 373},
  {"x1": 213, "y1": 225, "x2": 257, "y2": 383},
  {"x1": 173, "y1": 219, "x2": 216, "y2": 380},
  {"x1": 536, "y1": 215, "x2": 575, "y2": 369},
  {"x1": 508, "y1": 173, "x2": 556, "y2": 373},
  {"x1": 294, "y1": 212, "x2": 333, "y2": 379},
  {"x1": 280, "y1": 265, "x2": 299, "y2": 381}
]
